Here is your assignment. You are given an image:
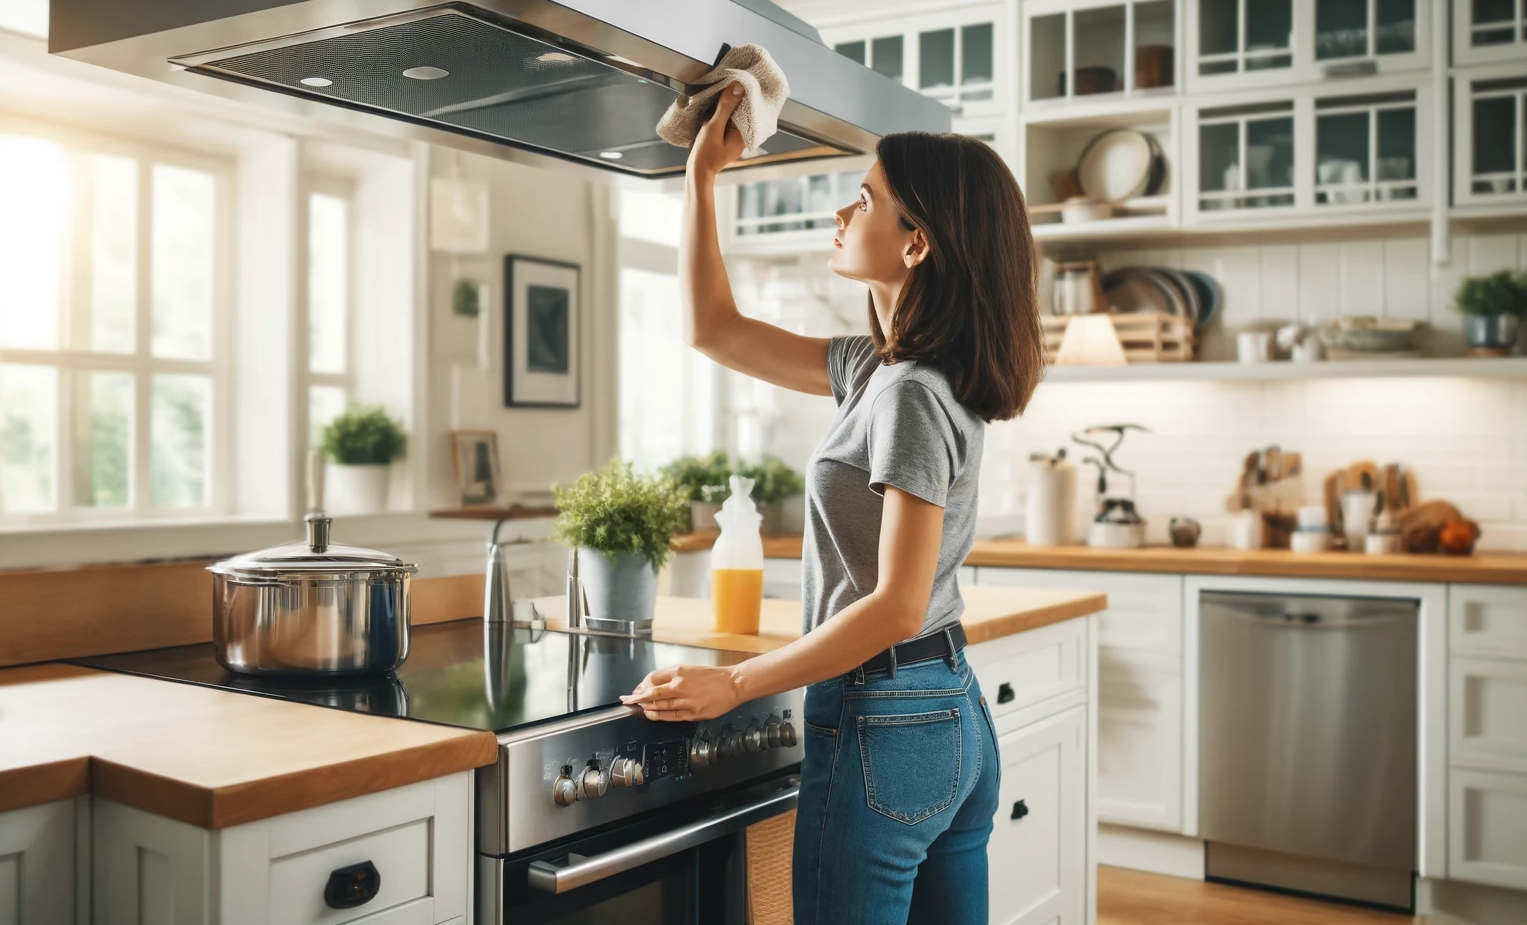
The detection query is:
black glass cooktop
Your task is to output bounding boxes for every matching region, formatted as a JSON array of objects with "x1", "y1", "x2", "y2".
[{"x1": 74, "y1": 619, "x2": 748, "y2": 734}]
